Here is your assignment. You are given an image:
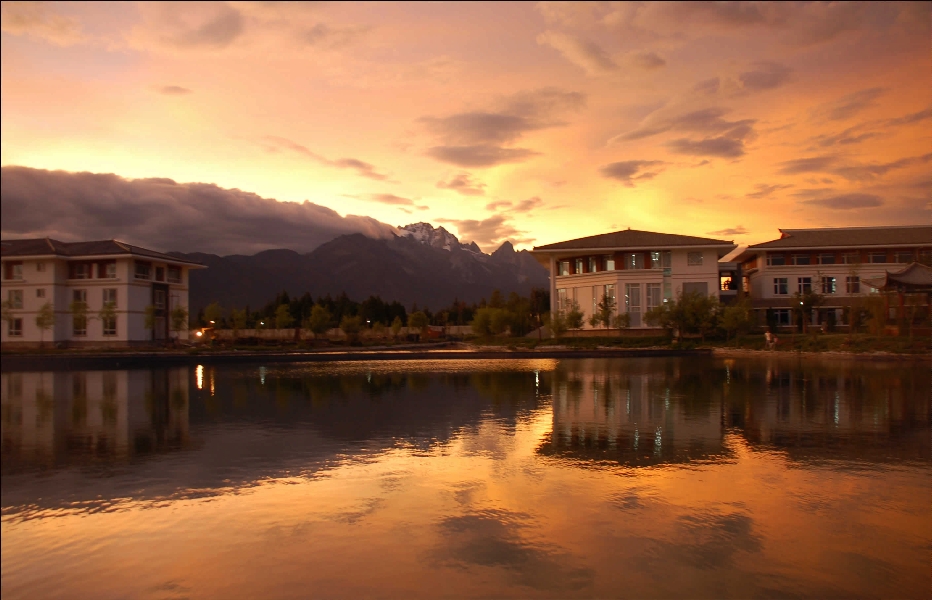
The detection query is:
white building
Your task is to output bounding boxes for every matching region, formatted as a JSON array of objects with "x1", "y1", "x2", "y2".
[
  {"x1": 531, "y1": 229, "x2": 737, "y2": 329},
  {"x1": 734, "y1": 226, "x2": 932, "y2": 329},
  {"x1": 1, "y1": 238, "x2": 204, "y2": 348}
]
